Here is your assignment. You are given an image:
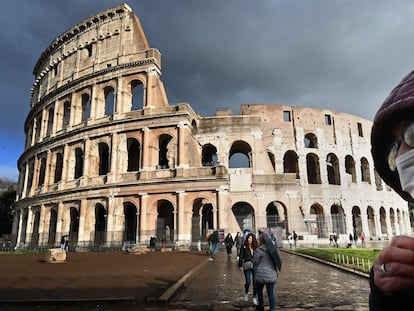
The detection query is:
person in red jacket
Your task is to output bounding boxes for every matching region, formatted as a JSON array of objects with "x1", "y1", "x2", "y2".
[{"x1": 370, "y1": 69, "x2": 414, "y2": 310}]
